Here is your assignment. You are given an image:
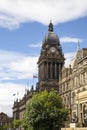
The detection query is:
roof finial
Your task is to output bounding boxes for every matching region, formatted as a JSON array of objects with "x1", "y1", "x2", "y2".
[
  {"x1": 48, "y1": 20, "x2": 54, "y2": 32},
  {"x1": 77, "y1": 40, "x2": 80, "y2": 50},
  {"x1": 50, "y1": 19, "x2": 52, "y2": 23}
]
